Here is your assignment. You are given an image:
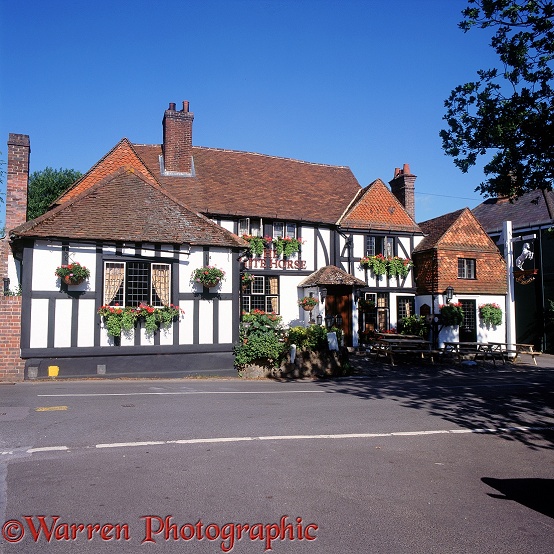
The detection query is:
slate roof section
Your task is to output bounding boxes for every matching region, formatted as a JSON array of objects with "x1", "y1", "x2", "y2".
[
  {"x1": 298, "y1": 265, "x2": 366, "y2": 287},
  {"x1": 472, "y1": 189, "x2": 554, "y2": 233},
  {"x1": 337, "y1": 179, "x2": 421, "y2": 233},
  {"x1": 11, "y1": 167, "x2": 246, "y2": 247},
  {"x1": 414, "y1": 208, "x2": 499, "y2": 253}
]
